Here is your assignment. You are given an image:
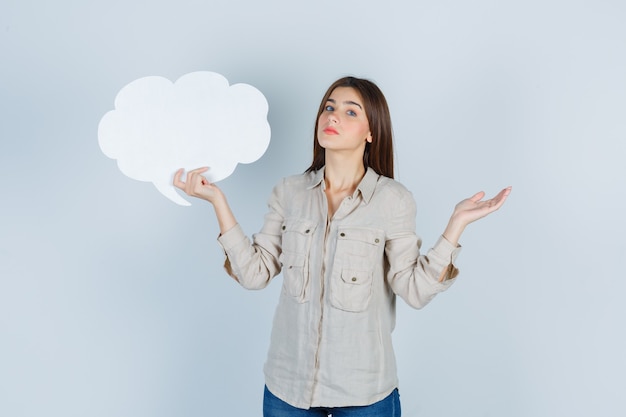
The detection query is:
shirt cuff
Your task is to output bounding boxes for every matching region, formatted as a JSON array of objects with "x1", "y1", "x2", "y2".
[
  {"x1": 433, "y1": 235, "x2": 462, "y2": 258},
  {"x1": 432, "y1": 235, "x2": 462, "y2": 282},
  {"x1": 217, "y1": 223, "x2": 246, "y2": 251}
]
